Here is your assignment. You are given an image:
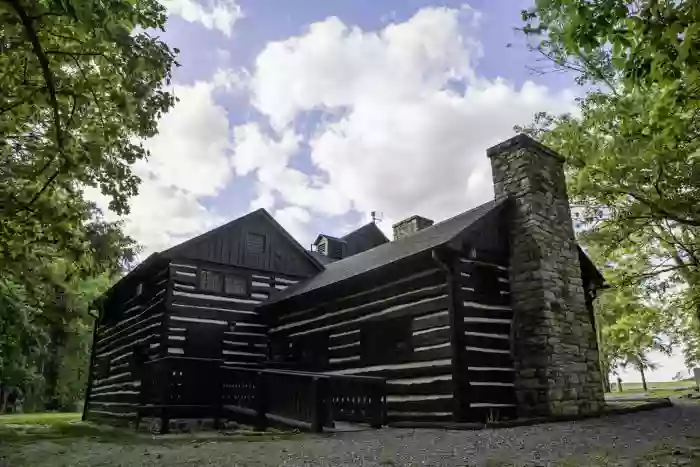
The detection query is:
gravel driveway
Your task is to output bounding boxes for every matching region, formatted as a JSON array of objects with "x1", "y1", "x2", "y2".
[{"x1": 4, "y1": 402, "x2": 700, "y2": 466}]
